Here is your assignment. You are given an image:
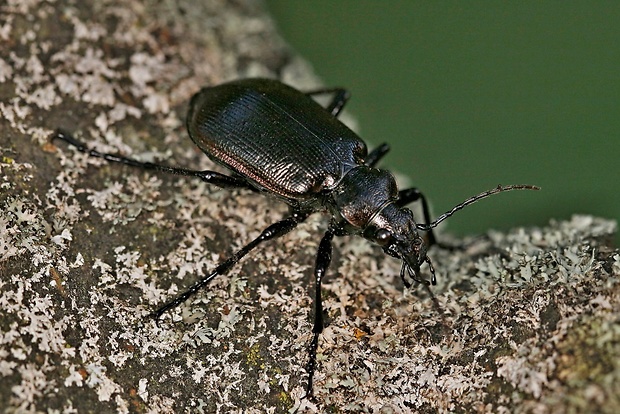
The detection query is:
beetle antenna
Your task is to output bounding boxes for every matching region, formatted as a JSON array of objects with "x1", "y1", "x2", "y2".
[{"x1": 416, "y1": 184, "x2": 540, "y2": 230}]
